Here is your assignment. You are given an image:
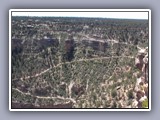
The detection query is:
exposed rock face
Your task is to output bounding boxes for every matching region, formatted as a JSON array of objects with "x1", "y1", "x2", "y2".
[
  {"x1": 133, "y1": 47, "x2": 149, "y2": 108},
  {"x1": 81, "y1": 39, "x2": 108, "y2": 52},
  {"x1": 91, "y1": 41, "x2": 107, "y2": 52}
]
